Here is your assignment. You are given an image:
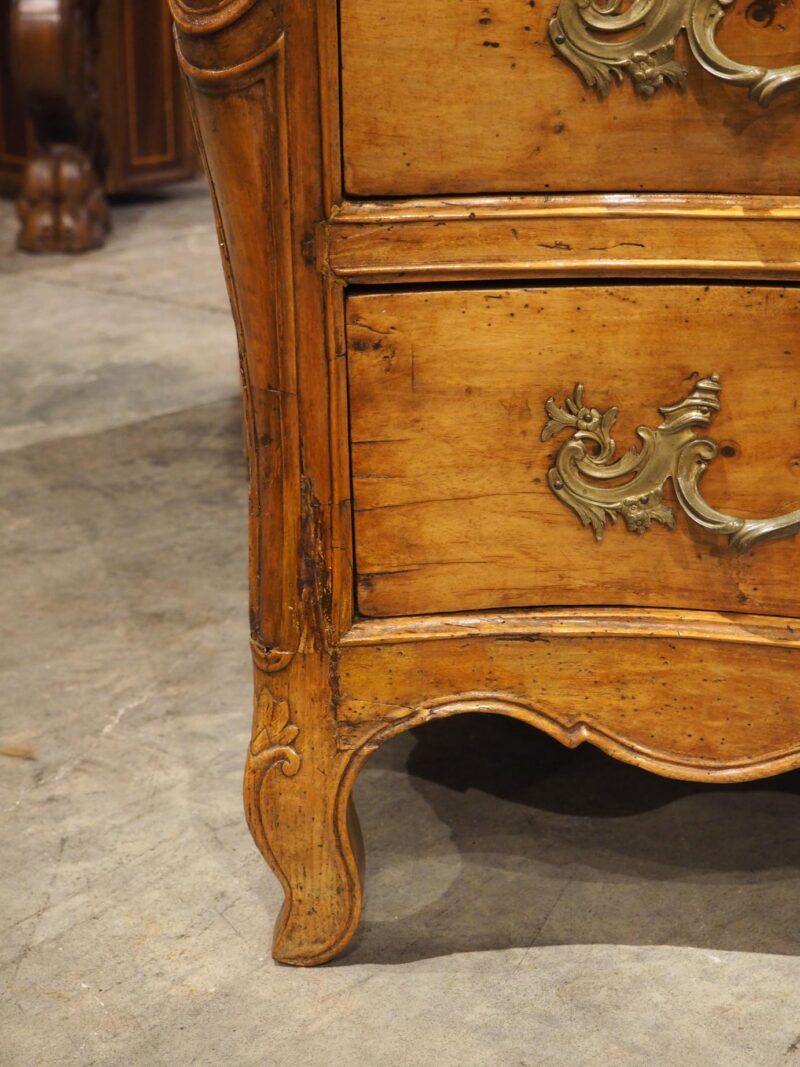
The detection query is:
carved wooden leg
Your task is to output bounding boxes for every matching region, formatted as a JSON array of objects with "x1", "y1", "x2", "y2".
[
  {"x1": 245, "y1": 653, "x2": 364, "y2": 966},
  {"x1": 171, "y1": 1, "x2": 358, "y2": 962},
  {"x1": 16, "y1": 145, "x2": 109, "y2": 253},
  {"x1": 10, "y1": 0, "x2": 110, "y2": 253}
]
